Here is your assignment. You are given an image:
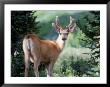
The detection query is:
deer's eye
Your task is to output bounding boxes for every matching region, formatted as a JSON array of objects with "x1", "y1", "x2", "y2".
[{"x1": 59, "y1": 33, "x2": 61, "y2": 35}]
